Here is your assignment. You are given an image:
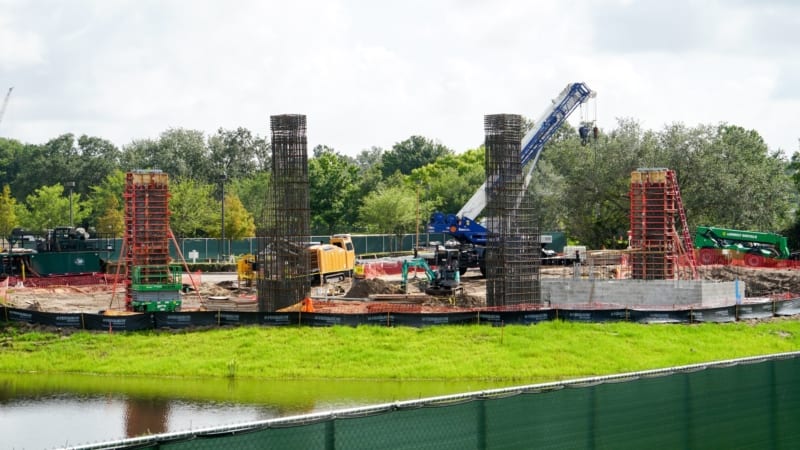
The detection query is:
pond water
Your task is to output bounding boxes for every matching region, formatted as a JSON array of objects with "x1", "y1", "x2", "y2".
[{"x1": 0, "y1": 373, "x2": 521, "y2": 449}]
